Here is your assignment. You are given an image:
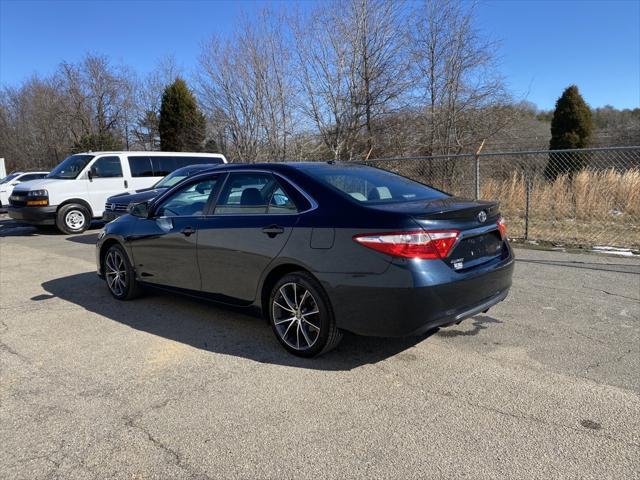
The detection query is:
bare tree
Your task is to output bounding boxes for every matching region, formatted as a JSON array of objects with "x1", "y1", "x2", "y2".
[
  {"x1": 198, "y1": 10, "x2": 295, "y2": 162},
  {"x1": 409, "y1": 0, "x2": 509, "y2": 156},
  {"x1": 291, "y1": 0, "x2": 408, "y2": 160}
]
